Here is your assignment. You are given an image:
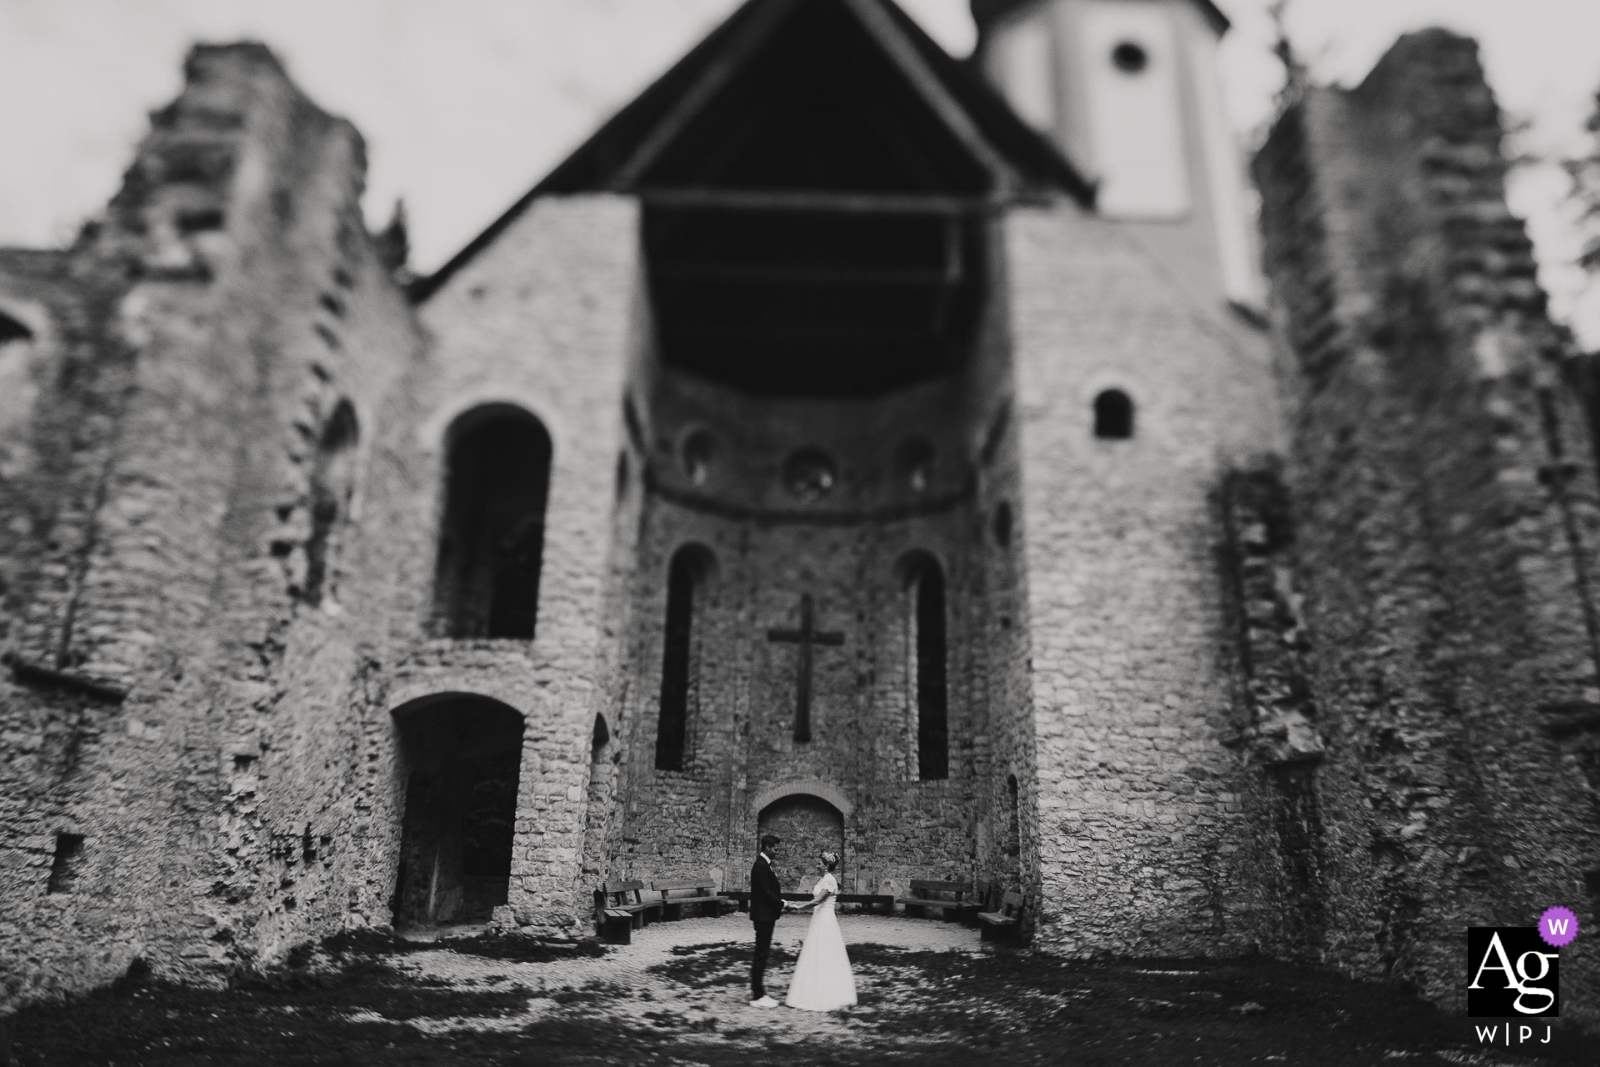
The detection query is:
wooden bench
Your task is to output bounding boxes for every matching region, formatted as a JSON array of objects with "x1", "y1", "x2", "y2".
[
  {"x1": 725, "y1": 890, "x2": 895, "y2": 915},
  {"x1": 653, "y1": 881, "x2": 732, "y2": 920},
  {"x1": 896, "y1": 879, "x2": 981, "y2": 922},
  {"x1": 593, "y1": 898, "x2": 634, "y2": 944},
  {"x1": 976, "y1": 890, "x2": 1024, "y2": 942},
  {"x1": 601, "y1": 878, "x2": 662, "y2": 929}
]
